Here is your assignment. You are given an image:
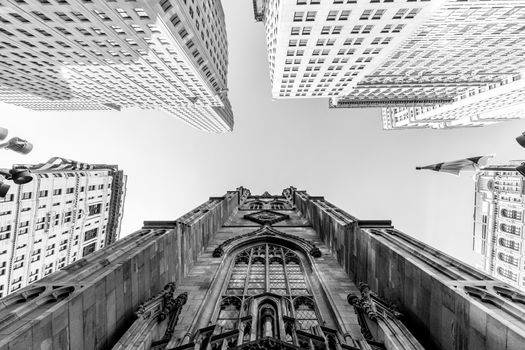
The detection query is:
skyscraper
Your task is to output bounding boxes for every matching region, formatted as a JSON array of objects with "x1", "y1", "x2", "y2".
[
  {"x1": 473, "y1": 162, "x2": 525, "y2": 291},
  {"x1": 380, "y1": 73, "x2": 525, "y2": 130},
  {"x1": 0, "y1": 187, "x2": 523, "y2": 350},
  {"x1": 0, "y1": 0, "x2": 233, "y2": 132},
  {"x1": 0, "y1": 157, "x2": 126, "y2": 297},
  {"x1": 254, "y1": 0, "x2": 525, "y2": 128}
]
